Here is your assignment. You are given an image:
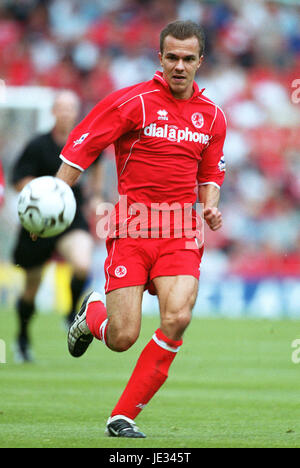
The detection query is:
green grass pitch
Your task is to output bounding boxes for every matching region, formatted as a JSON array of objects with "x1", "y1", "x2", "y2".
[{"x1": 0, "y1": 307, "x2": 299, "y2": 448}]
